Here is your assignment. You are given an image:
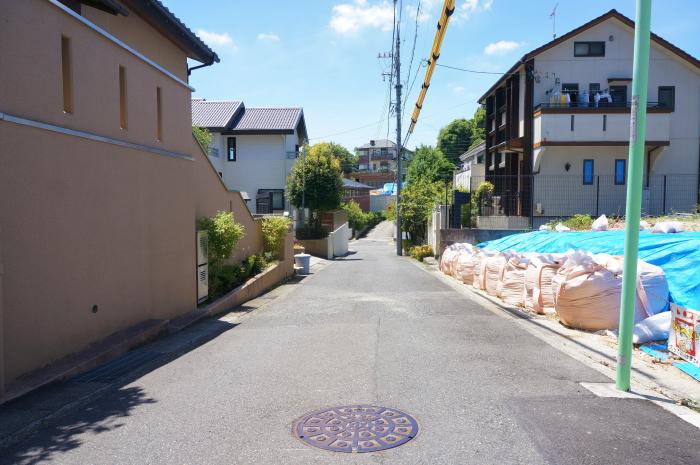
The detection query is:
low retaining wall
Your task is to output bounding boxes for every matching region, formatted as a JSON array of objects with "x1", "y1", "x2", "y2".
[
  {"x1": 438, "y1": 229, "x2": 525, "y2": 257},
  {"x1": 296, "y1": 222, "x2": 349, "y2": 259}
]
